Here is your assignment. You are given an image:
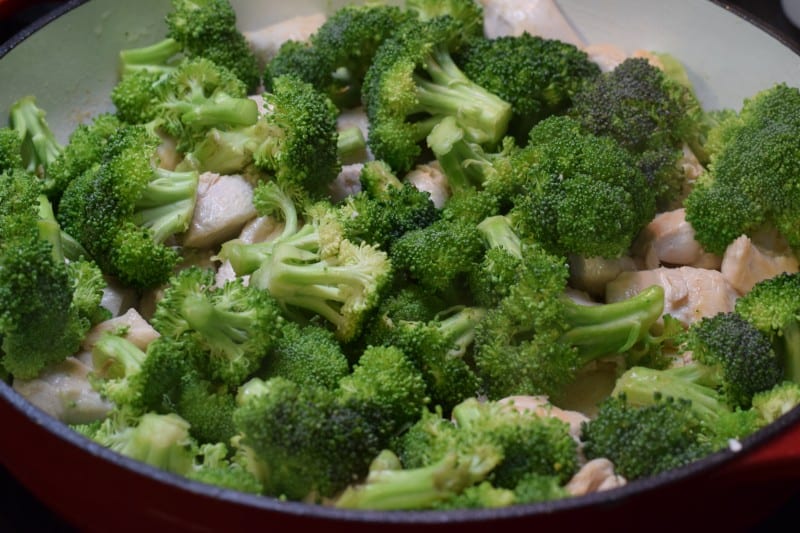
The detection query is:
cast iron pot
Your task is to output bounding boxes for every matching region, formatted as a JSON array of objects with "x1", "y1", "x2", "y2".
[{"x1": 2, "y1": 1, "x2": 800, "y2": 531}]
